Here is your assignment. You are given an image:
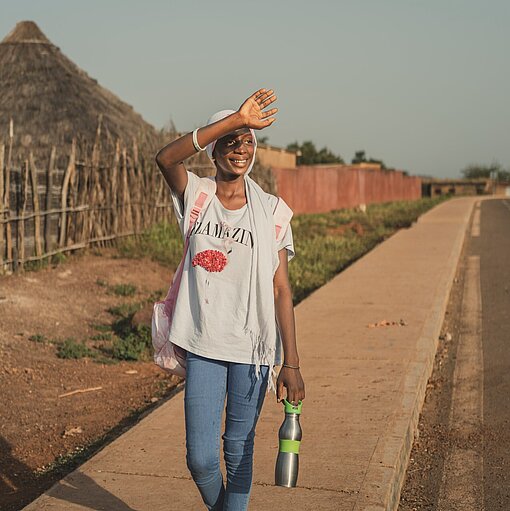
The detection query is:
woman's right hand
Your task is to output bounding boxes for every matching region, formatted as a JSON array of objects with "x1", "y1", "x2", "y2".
[
  {"x1": 238, "y1": 88, "x2": 278, "y2": 130},
  {"x1": 276, "y1": 367, "x2": 305, "y2": 405}
]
